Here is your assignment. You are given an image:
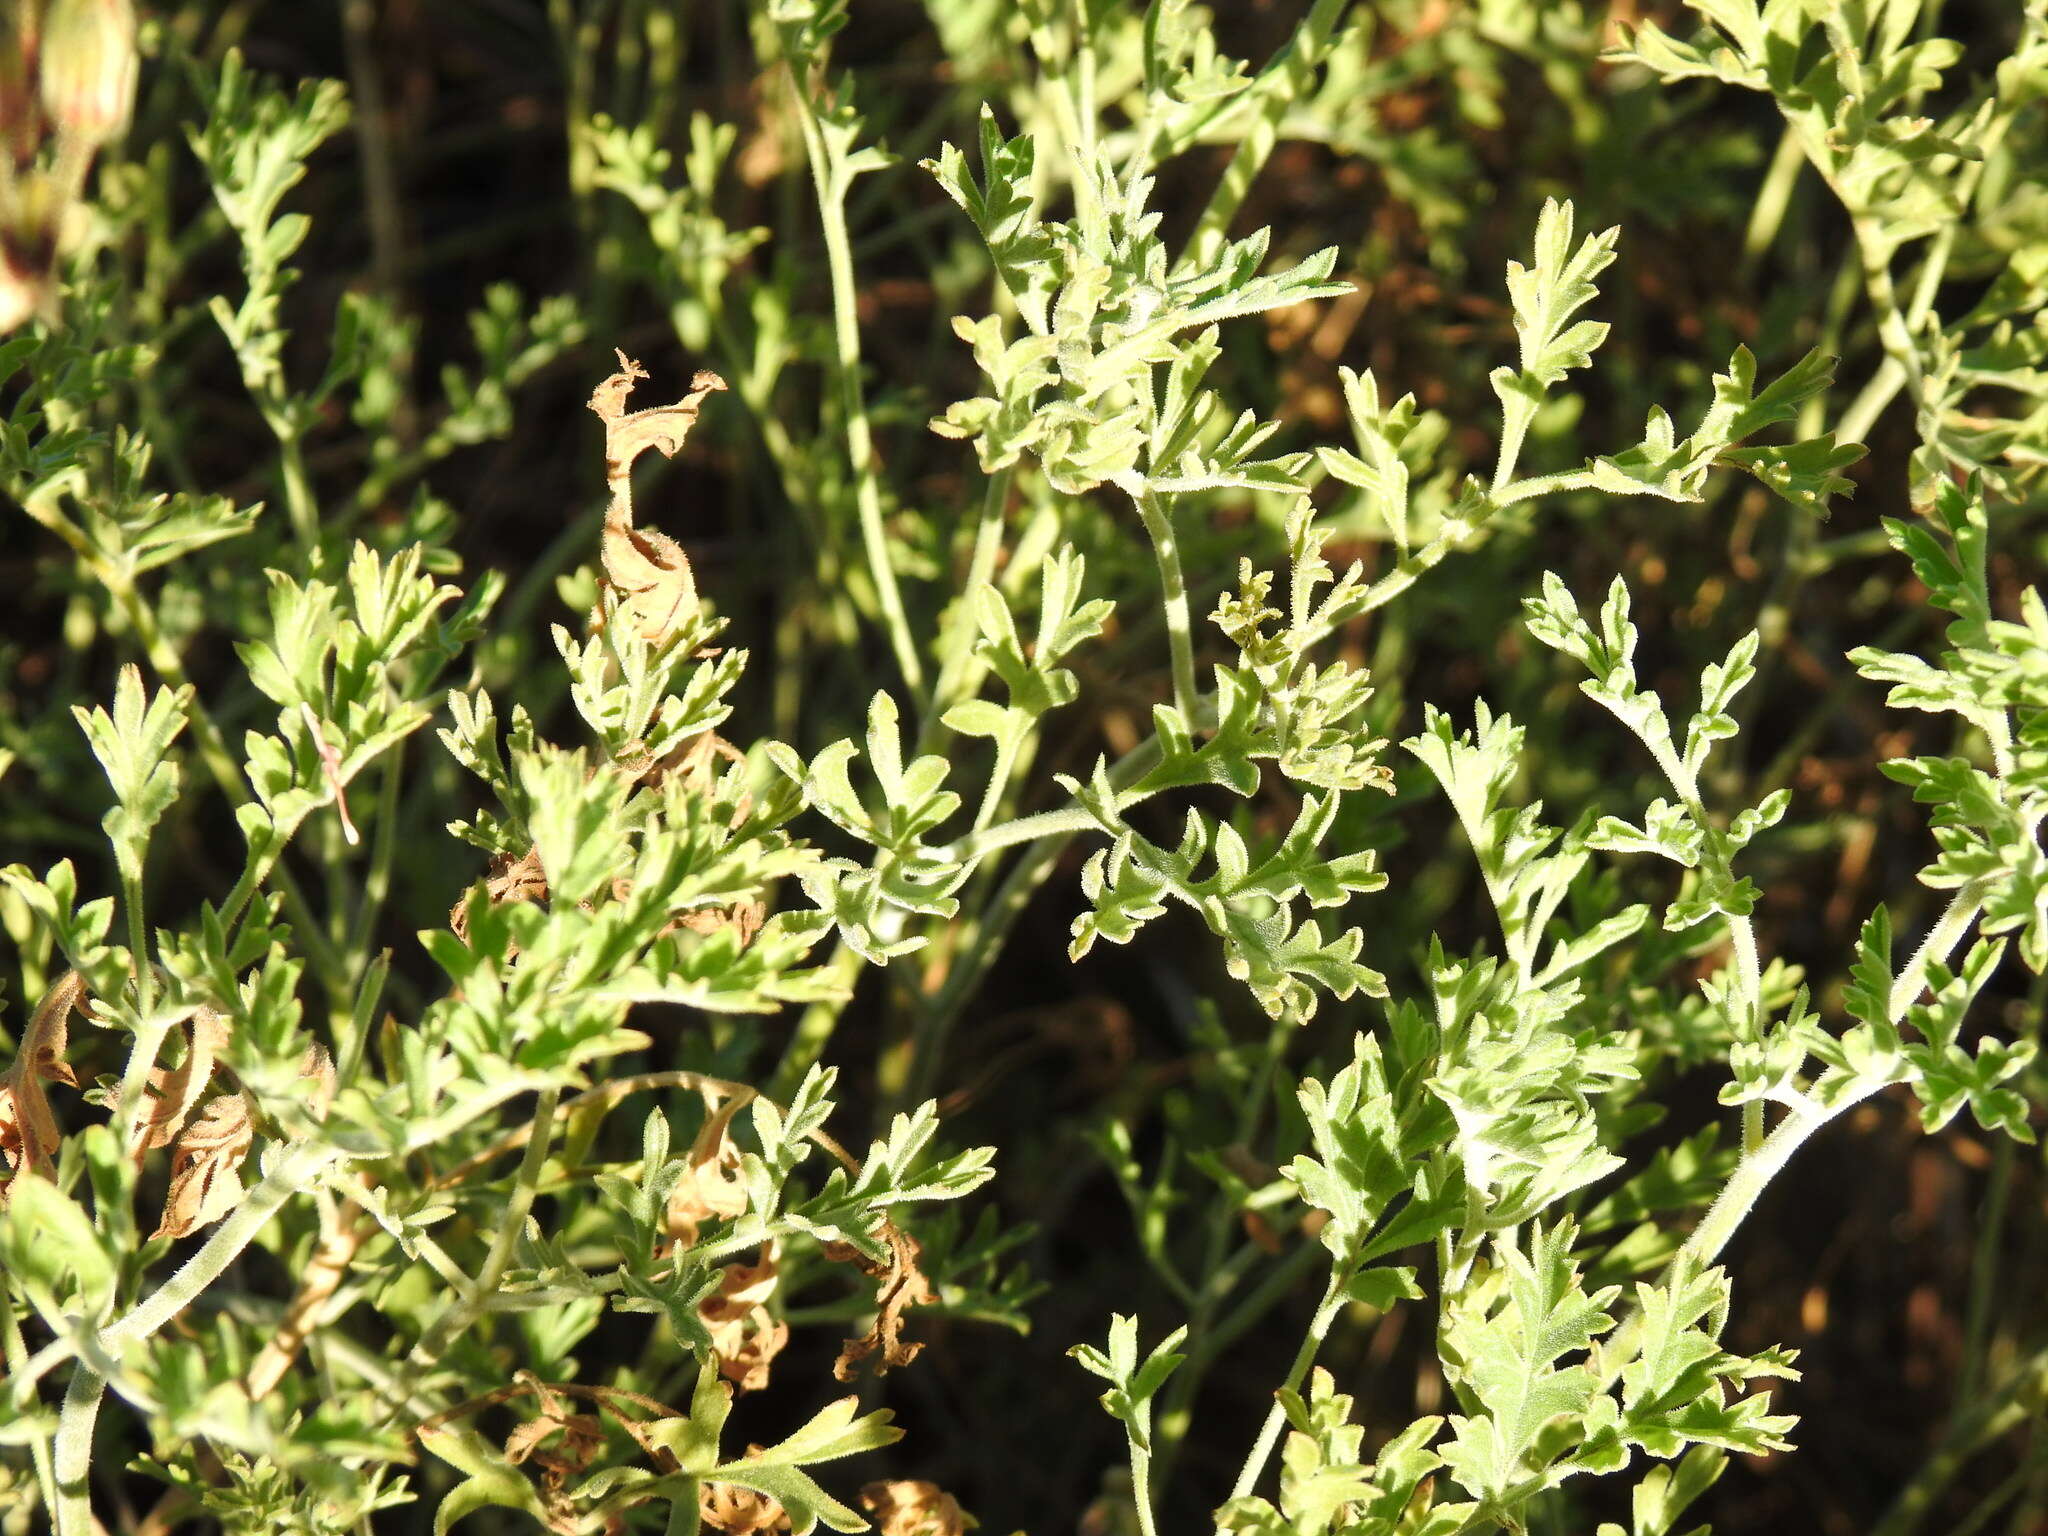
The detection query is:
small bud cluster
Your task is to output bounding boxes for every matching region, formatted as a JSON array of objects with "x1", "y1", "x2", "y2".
[{"x1": 0, "y1": 0, "x2": 136, "y2": 332}]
